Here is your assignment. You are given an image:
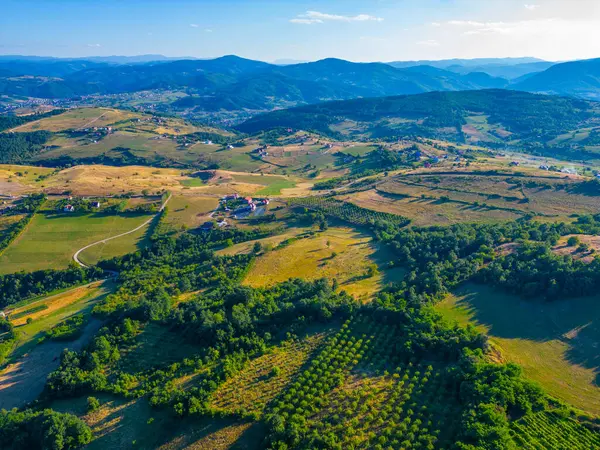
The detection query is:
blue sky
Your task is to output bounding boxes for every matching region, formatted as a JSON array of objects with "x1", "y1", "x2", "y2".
[{"x1": 2, "y1": 0, "x2": 599, "y2": 62}]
